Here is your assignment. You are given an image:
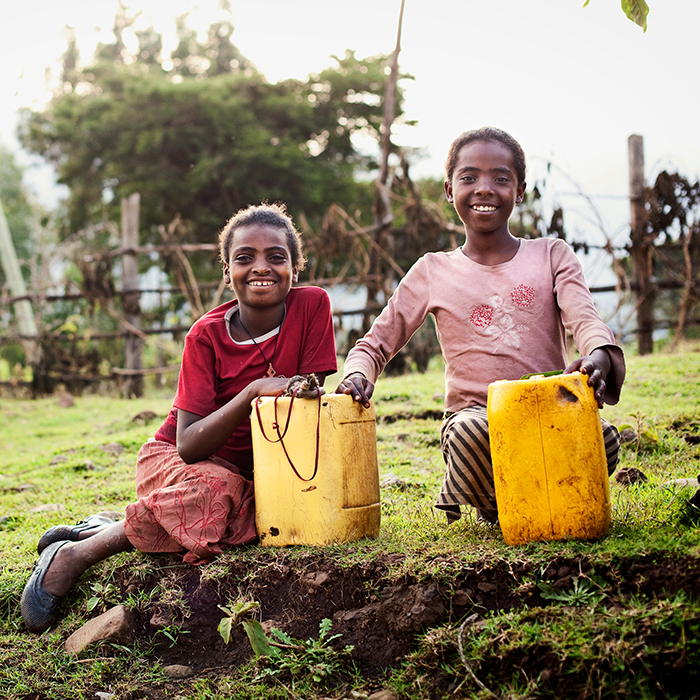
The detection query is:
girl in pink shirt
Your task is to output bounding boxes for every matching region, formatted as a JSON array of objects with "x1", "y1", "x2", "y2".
[
  {"x1": 22, "y1": 203, "x2": 337, "y2": 633},
  {"x1": 338, "y1": 127, "x2": 625, "y2": 526}
]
